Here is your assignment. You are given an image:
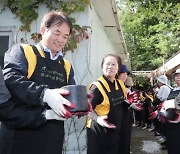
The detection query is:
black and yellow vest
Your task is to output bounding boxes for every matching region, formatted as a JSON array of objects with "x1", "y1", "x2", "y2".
[
  {"x1": 21, "y1": 44, "x2": 71, "y2": 82},
  {"x1": 146, "y1": 94, "x2": 154, "y2": 102},
  {"x1": 87, "y1": 76, "x2": 127, "y2": 128}
]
